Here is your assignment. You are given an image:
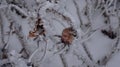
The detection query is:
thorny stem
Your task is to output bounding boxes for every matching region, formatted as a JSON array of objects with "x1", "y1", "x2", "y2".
[
  {"x1": 81, "y1": 43, "x2": 93, "y2": 61},
  {"x1": 53, "y1": 44, "x2": 66, "y2": 55},
  {"x1": 72, "y1": 0, "x2": 83, "y2": 27},
  {"x1": 46, "y1": 7, "x2": 75, "y2": 28},
  {"x1": 36, "y1": 38, "x2": 47, "y2": 63},
  {"x1": 28, "y1": 36, "x2": 47, "y2": 64},
  {"x1": 85, "y1": 0, "x2": 92, "y2": 24},
  {"x1": 3, "y1": 22, "x2": 13, "y2": 50},
  {"x1": 0, "y1": 12, "x2": 5, "y2": 48},
  {"x1": 60, "y1": 54, "x2": 68, "y2": 67},
  {"x1": 14, "y1": 23, "x2": 29, "y2": 58}
]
